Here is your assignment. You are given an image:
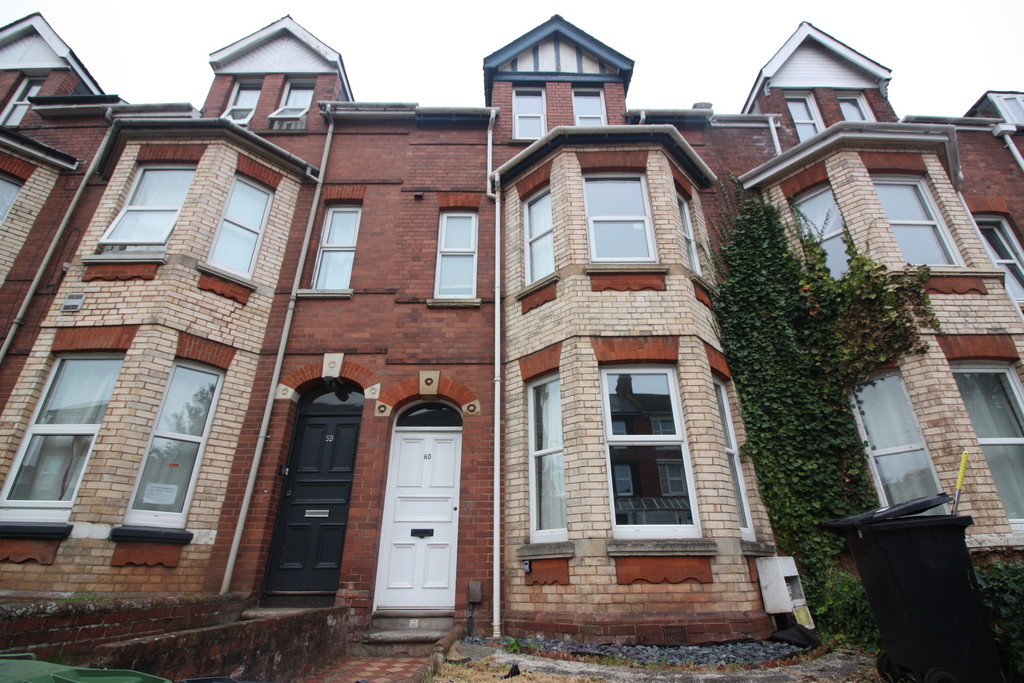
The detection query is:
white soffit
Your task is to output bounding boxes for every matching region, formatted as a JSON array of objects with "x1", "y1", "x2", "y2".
[
  {"x1": 0, "y1": 28, "x2": 61, "y2": 69},
  {"x1": 0, "y1": 14, "x2": 102, "y2": 93},
  {"x1": 772, "y1": 41, "x2": 879, "y2": 90},
  {"x1": 210, "y1": 16, "x2": 340, "y2": 75}
]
